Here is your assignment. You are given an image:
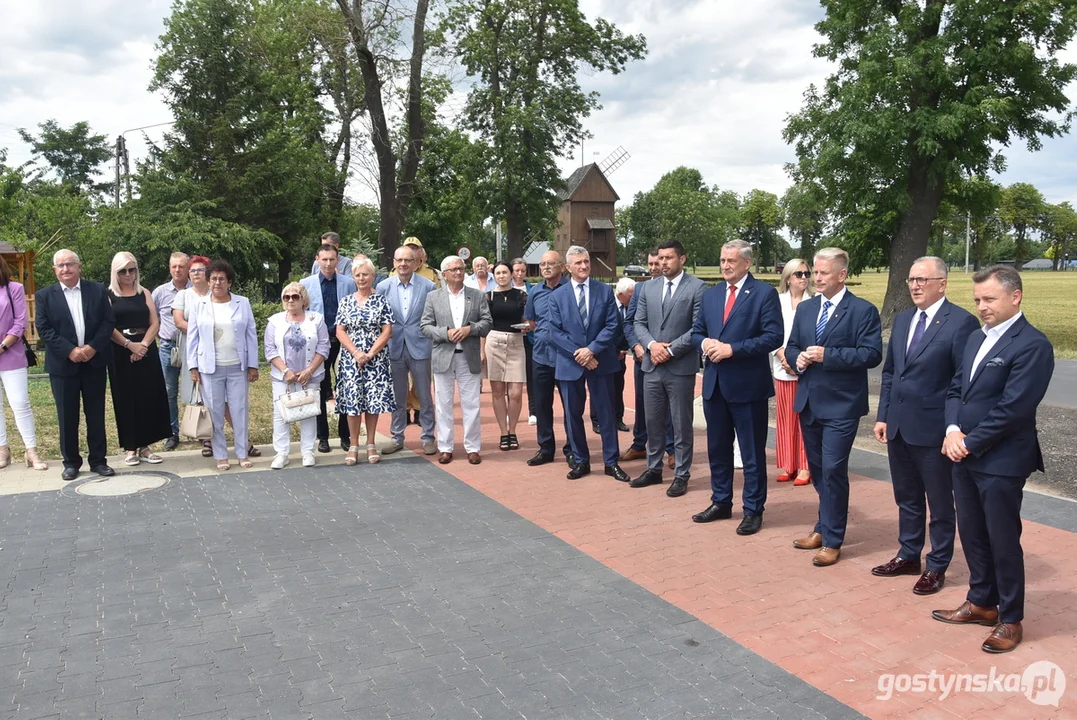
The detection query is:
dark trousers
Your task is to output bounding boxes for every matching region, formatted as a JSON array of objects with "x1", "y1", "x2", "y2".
[
  {"x1": 953, "y1": 463, "x2": 1026, "y2": 623},
  {"x1": 800, "y1": 411, "x2": 859, "y2": 548},
  {"x1": 887, "y1": 432, "x2": 956, "y2": 572},
  {"x1": 630, "y1": 359, "x2": 674, "y2": 454},
  {"x1": 318, "y1": 338, "x2": 350, "y2": 445},
  {"x1": 592, "y1": 358, "x2": 627, "y2": 425},
  {"x1": 524, "y1": 340, "x2": 536, "y2": 416},
  {"x1": 532, "y1": 362, "x2": 572, "y2": 460},
  {"x1": 51, "y1": 365, "x2": 108, "y2": 470},
  {"x1": 560, "y1": 372, "x2": 620, "y2": 467},
  {"x1": 702, "y1": 392, "x2": 769, "y2": 515}
]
